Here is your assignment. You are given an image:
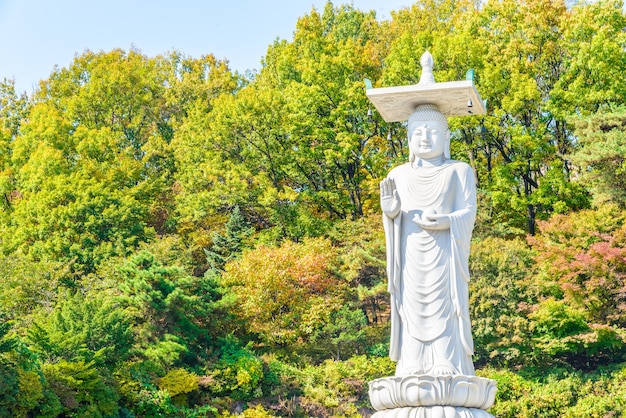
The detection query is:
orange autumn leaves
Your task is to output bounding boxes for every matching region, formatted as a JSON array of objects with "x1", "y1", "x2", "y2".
[{"x1": 221, "y1": 237, "x2": 345, "y2": 346}]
